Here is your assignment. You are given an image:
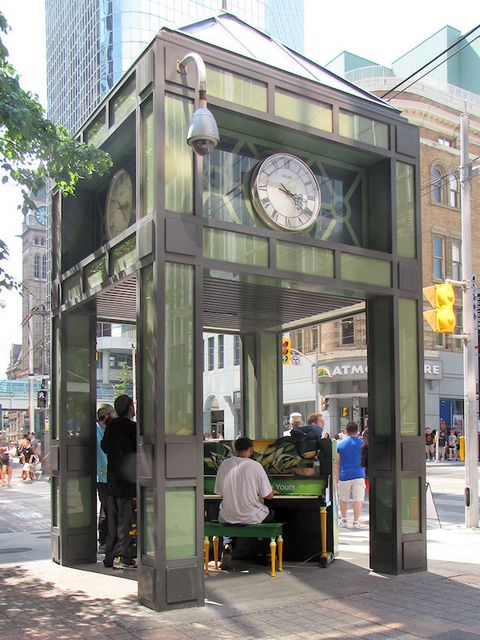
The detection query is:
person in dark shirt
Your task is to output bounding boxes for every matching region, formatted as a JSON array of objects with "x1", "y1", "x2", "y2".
[
  {"x1": 101, "y1": 394, "x2": 137, "y2": 570},
  {"x1": 290, "y1": 412, "x2": 324, "y2": 440}
]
